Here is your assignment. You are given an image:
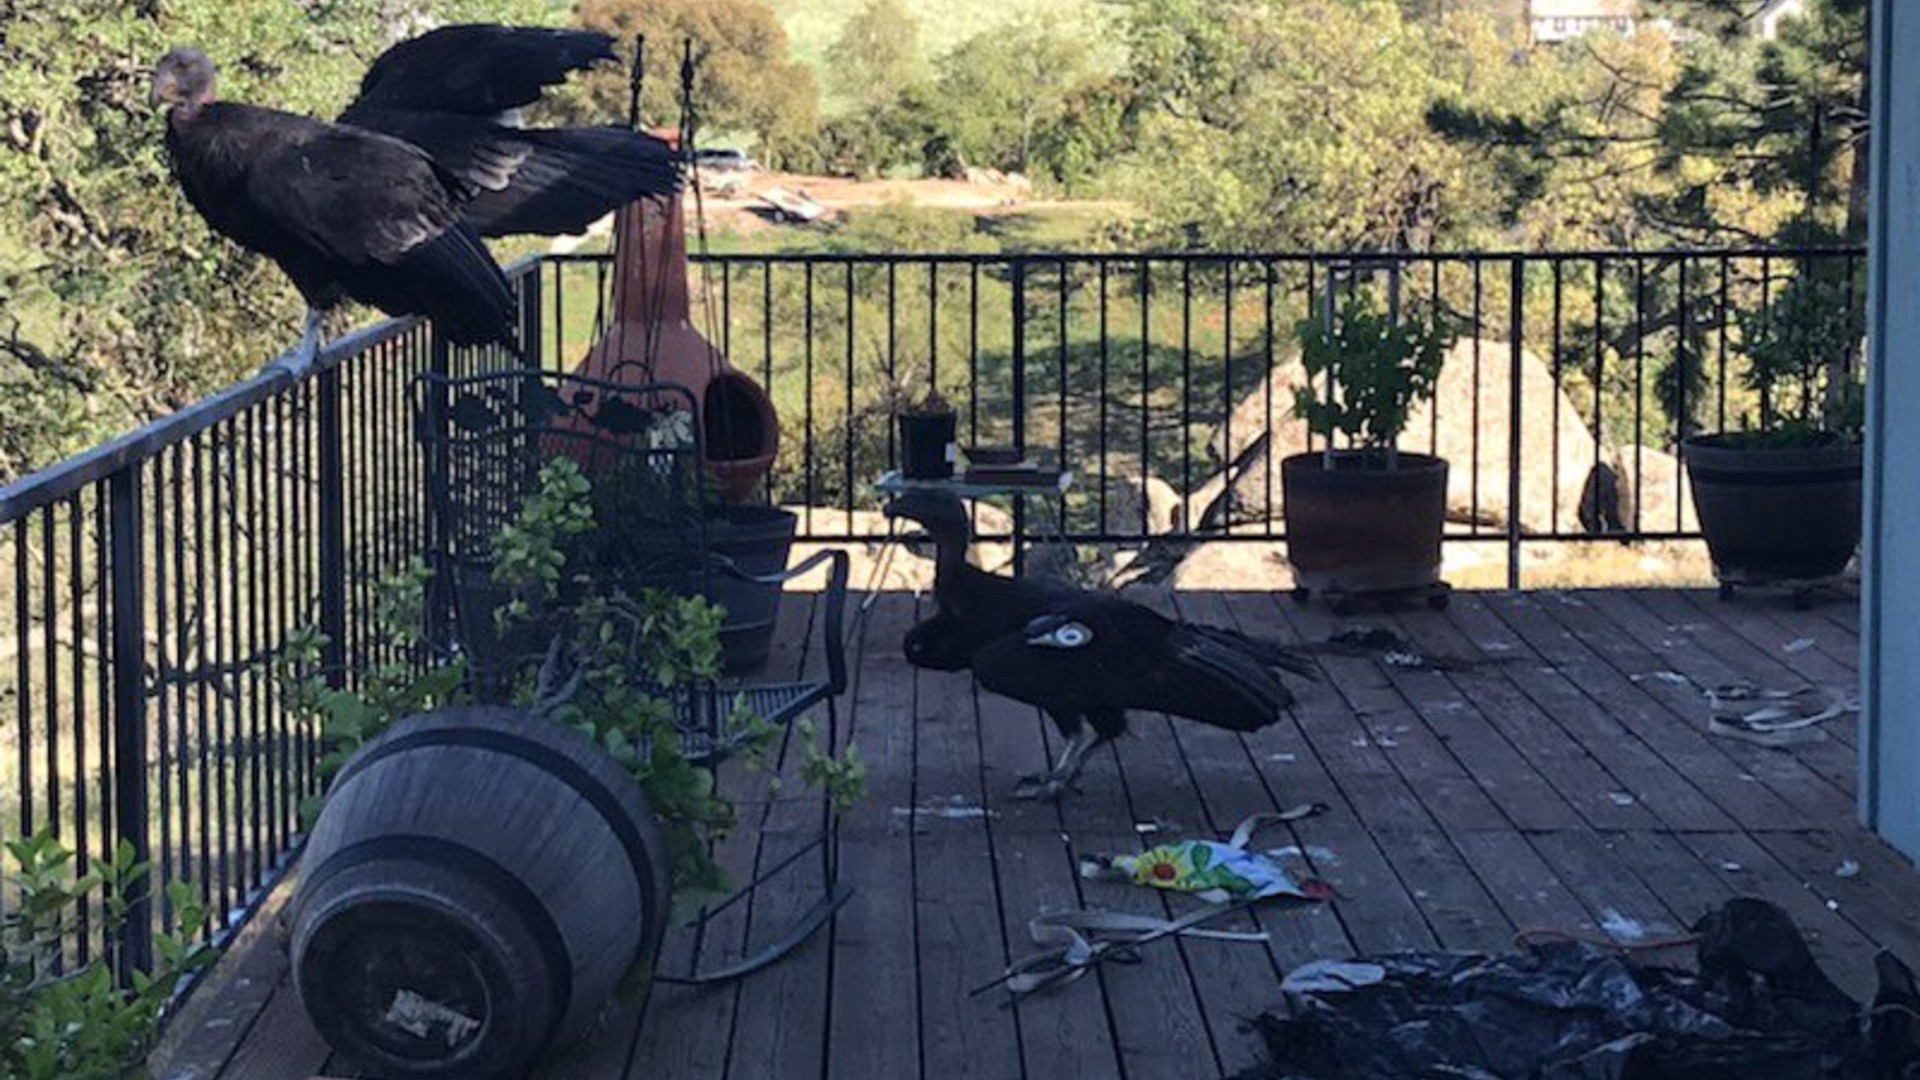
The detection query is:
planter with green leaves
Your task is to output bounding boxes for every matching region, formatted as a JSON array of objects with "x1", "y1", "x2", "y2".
[
  {"x1": 1684, "y1": 270, "x2": 1864, "y2": 590},
  {"x1": 282, "y1": 459, "x2": 865, "y2": 1078},
  {"x1": 1282, "y1": 294, "x2": 1454, "y2": 602}
]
